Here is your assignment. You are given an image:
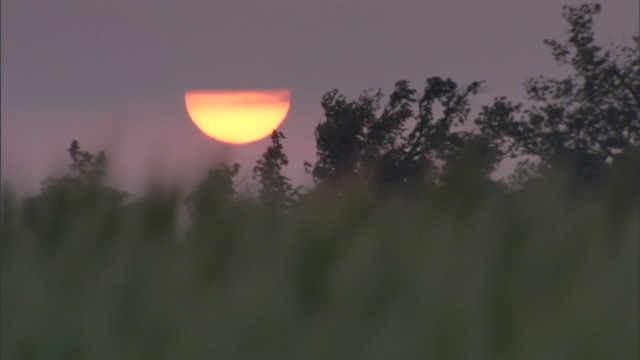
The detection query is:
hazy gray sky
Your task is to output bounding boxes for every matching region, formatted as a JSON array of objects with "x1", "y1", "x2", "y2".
[{"x1": 2, "y1": 0, "x2": 638, "y2": 196}]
